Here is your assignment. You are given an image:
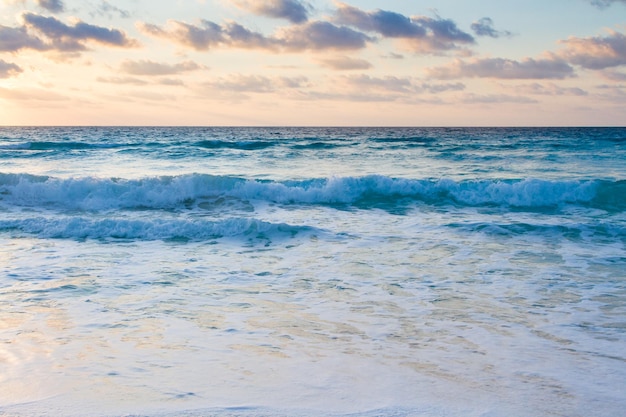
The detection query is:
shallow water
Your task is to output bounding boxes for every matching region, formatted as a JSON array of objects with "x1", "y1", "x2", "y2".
[{"x1": 1, "y1": 127, "x2": 625, "y2": 416}]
